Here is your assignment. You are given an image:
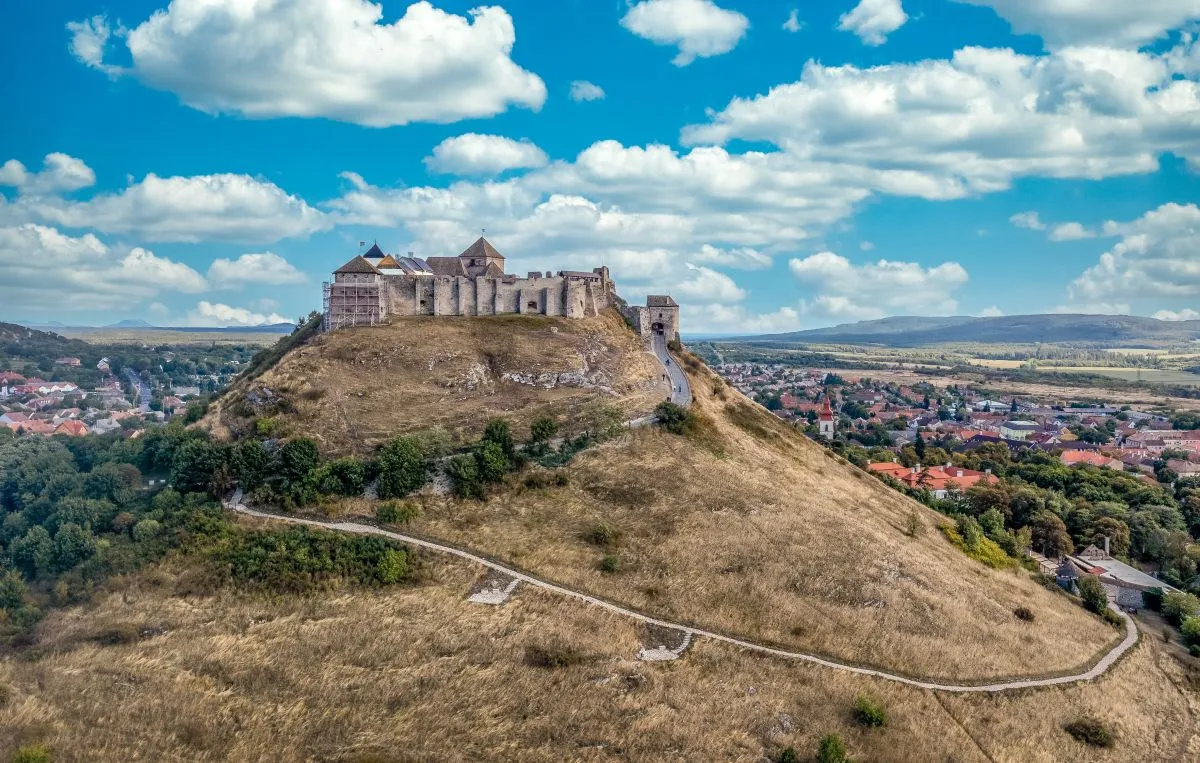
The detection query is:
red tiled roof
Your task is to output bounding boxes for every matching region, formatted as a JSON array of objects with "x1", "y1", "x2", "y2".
[{"x1": 54, "y1": 420, "x2": 89, "y2": 436}]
